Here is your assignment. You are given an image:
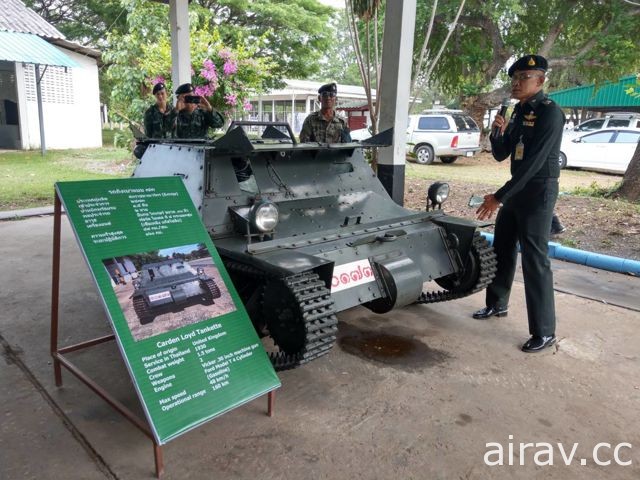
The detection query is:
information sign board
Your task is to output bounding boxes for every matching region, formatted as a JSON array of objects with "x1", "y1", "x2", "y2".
[{"x1": 55, "y1": 177, "x2": 280, "y2": 444}]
